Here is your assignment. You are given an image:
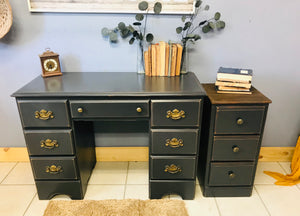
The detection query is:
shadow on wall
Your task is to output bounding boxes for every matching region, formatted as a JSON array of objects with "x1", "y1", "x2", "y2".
[
  {"x1": 61, "y1": 54, "x2": 82, "y2": 72},
  {"x1": 0, "y1": 1, "x2": 44, "y2": 45}
]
